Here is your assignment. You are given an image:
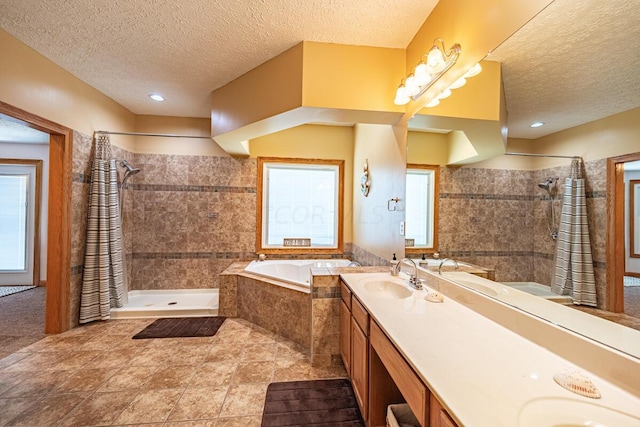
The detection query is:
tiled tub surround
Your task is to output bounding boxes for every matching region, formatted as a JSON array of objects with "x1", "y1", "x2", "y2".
[
  {"x1": 437, "y1": 159, "x2": 608, "y2": 309},
  {"x1": 220, "y1": 262, "x2": 386, "y2": 367}
]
